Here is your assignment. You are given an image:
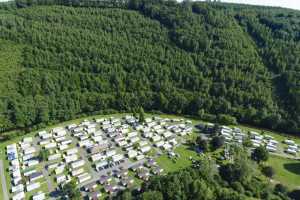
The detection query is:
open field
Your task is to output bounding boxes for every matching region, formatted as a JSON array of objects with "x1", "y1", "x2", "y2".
[
  {"x1": 268, "y1": 155, "x2": 300, "y2": 189},
  {"x1": 156, "y1": 145, "x2": 200, "y2": 173}
]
